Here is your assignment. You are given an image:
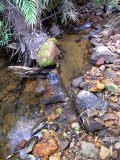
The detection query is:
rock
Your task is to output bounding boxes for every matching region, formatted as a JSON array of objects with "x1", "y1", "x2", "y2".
[
  {"x1": 83, "y1": 80, "x2": 105, "y2": 92},
  {"x1": 109, "y1": 103, "x2": 120, "y2": 111},
  {"x1": 36, "y1": 79, "x2": 46, "y2": 96},
  {"x1": 81, "y1": 141, "x2": 98, "y2": 158},
  {"x1": 103, "y1": 79, "x2": 118, "y2": 92},
  {"x1": 76, "y1": 90, "x2": 108, "y2": 111},
  {"x1": 100, "y1": 145, "x2": 110, "y2": 160},
  {"x1": 96, "y1": 57, "x2": 105, "y2": 66},
  {"x1": 91, "y1": 46, "x2": 116, "y2": 64},
  {"x1": 88, "y1": 120, "x2": 104, "y2": 132},
  {"x1": 90, "y1": 38, "x2": 103, "y2": 47},
  {"x1": 58, "y1": 139, "x2": 70, "y2": 151},
  {"x1": 99, "y1": 65, "x2": 106, "y2": 72},
  {"x1": 114, "y1": 59, "x2": 120, "y2": 65},
  {"x1": 114, "y1": 142, "x2": 120, "y2": 149},
  {"x1": 24, "y1": 136, "x2": 38, "y2": 154},
  {"x1": 31, "y1": 122, "x2": 47, "y2": 136},
  {"x1": 42, "y1": 72, "x2": 68, "y2": 105},
  {"x1": 49, "y1": 152, "x2": 61, "y2": 160},
  {"x1": 49, "y1": 124, "x2": 59, "y2": 131},
  {"x1": 14, "y1": 139, "x2": 27, "y2": 153},
  {"x1": 50, "y1": 24, "x2": 62, "y2": 38},
  {"x1": 72, "y1": 76, "x2": 83, "y2": 87},
  {"x1": 47, "y1": 112, "x2": 60, "y2": 122},
  {"x1": 87, "y1": 108, "x2": 99, "y2": 117},
  {"x1": 37, "y1": 38, "x2": 60, "y2": 67},
  {"x1": 71, "y1": 122, "x2": 80, "y2": 129},
  {"x1": 104, "y1": 68, "x2": 117, "y2": 79},
  {"x1": 103, "y1": 113, "x2": 116, "y2": 121},
  {"x1": 33, "y1": 139, "x2": 58, "y2": 158}
]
